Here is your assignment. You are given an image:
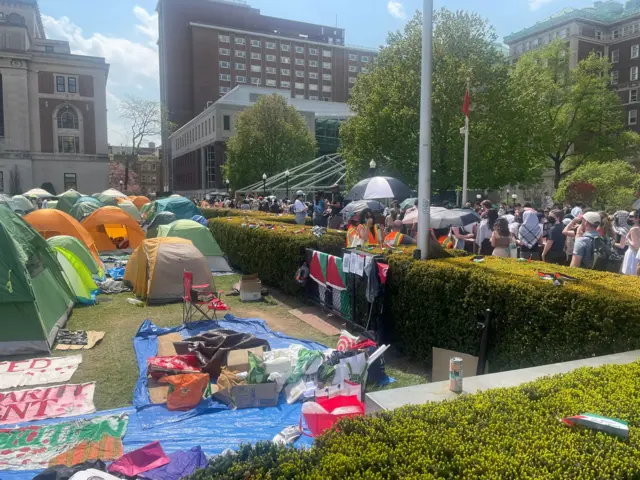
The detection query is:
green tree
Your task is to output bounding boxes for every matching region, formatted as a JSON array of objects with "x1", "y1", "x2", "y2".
[
  {"x1": 554, "y1": 160, "x2": 640, "y2": 211},
  {"x1": 511, "y1": 40, "x2": 640, "y2": 188},
  {"x1": 225, "y1": 94, "x2": 317, "y2": 189},
  {"x1": 340, "y1": 9, "x2": 543, "y2": 192}
]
